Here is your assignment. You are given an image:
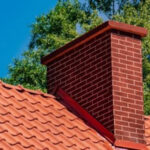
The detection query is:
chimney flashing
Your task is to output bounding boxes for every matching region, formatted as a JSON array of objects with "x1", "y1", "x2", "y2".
[
  {"x1": 56, "y1": 87, "x2": 115, "y2": 143},
  {"x1": 114, "y1": 140, "x2": 147, "y2": 150},
  {"x1": 41, "y1": 20, "x2": 147, "y2": 65}
]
